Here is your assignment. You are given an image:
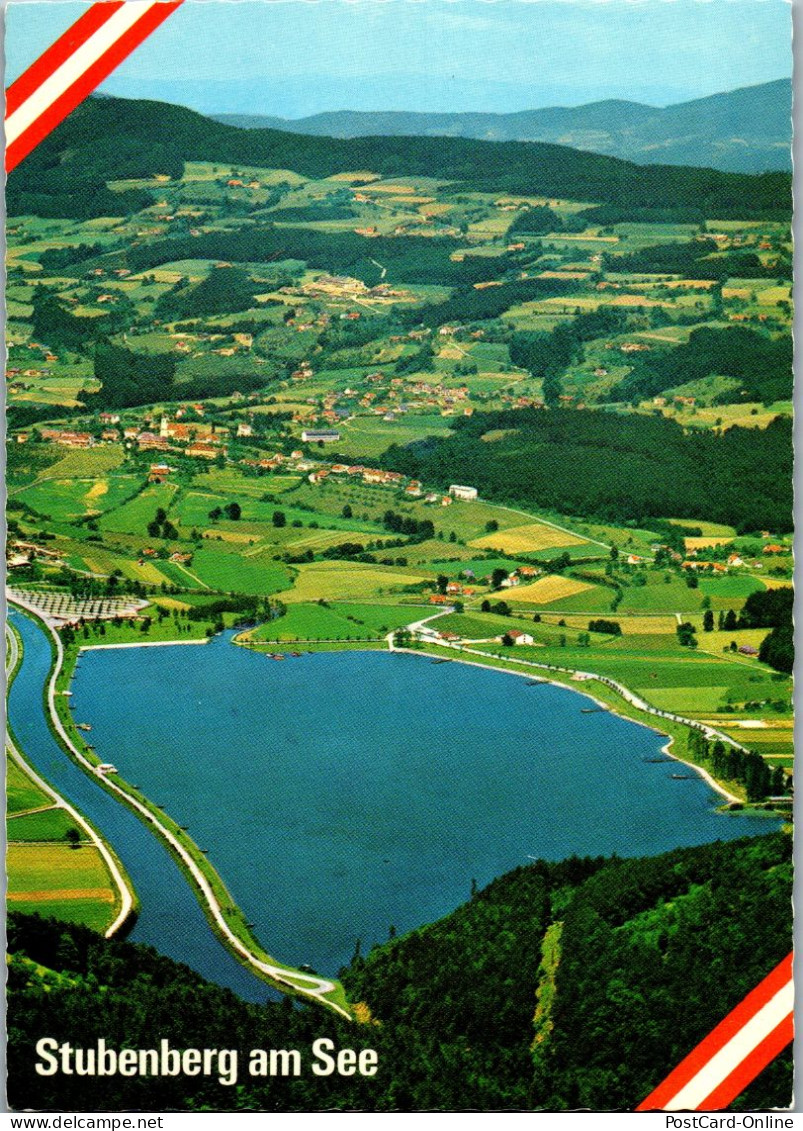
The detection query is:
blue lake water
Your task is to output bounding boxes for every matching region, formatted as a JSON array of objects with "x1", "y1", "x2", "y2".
[
  {"x1": 67, "y1": 632, "x2": 778, "y2": 978},
  {"x1": 8, "y1": 610, "x2": 274, "y2": 1003}
]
